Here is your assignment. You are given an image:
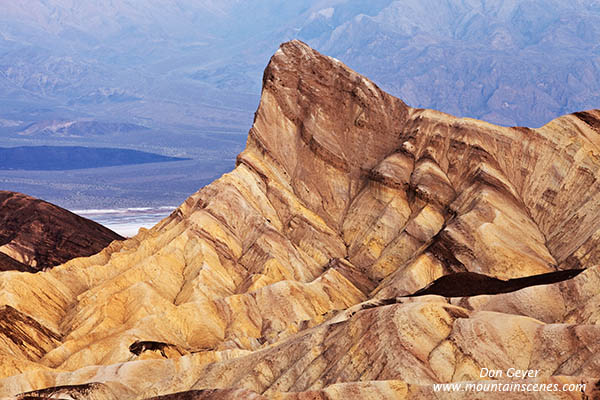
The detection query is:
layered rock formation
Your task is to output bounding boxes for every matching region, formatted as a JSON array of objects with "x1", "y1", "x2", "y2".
[
  {"x1": 0, "y1": 41, "x2": 599, "y2": 399},
  {"x1": 0, "y1": 191, "x2": 124, "y2": 272}
]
